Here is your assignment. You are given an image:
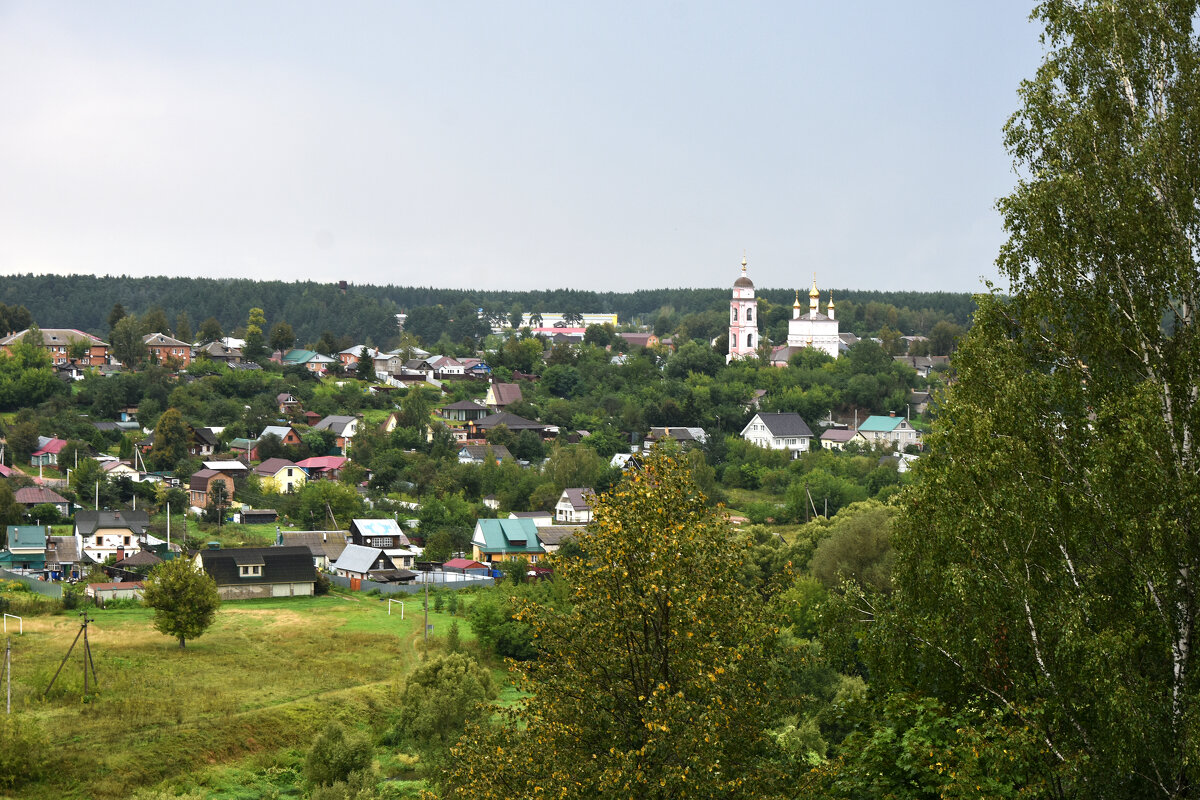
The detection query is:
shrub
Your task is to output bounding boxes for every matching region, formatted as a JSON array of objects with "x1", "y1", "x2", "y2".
[
  {"x1": 387, "y1": 652, "x2": 495, "y2": 745},
  {"x1": 305, "y1": 722, "x2": 372, "y2": 787}
]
